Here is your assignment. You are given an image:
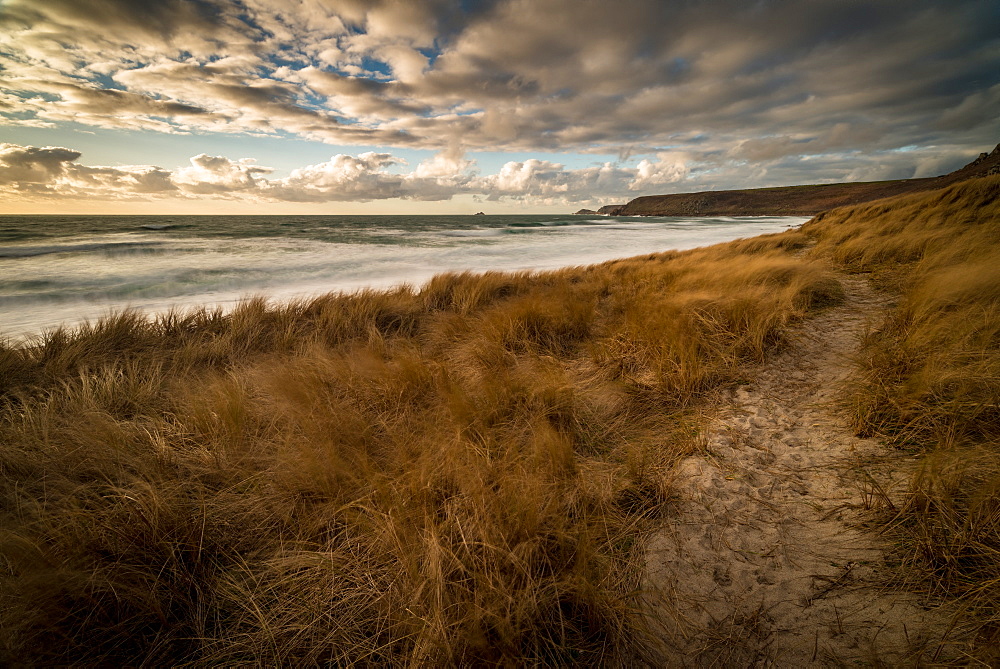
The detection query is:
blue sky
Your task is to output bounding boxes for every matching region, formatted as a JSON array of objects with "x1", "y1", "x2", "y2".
[
  {"x1": 7, "y1": 123, "x2": 611, "y2": 178},
  {"x1": 1, "y1": 0, "x2": 997, "y2": 213}
]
